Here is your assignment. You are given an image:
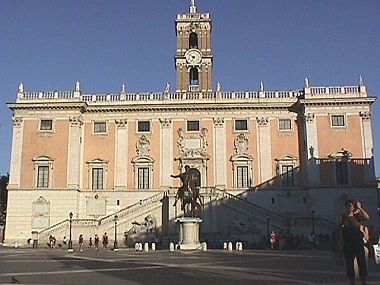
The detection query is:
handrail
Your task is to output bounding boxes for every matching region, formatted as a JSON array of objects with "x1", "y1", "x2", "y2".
[
  {"x1": 213, "y1": 189, "x2": 289, "y2": 226},
  {"x1": 99, "y1": 192, "x2": 165, "y2": 225}
]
